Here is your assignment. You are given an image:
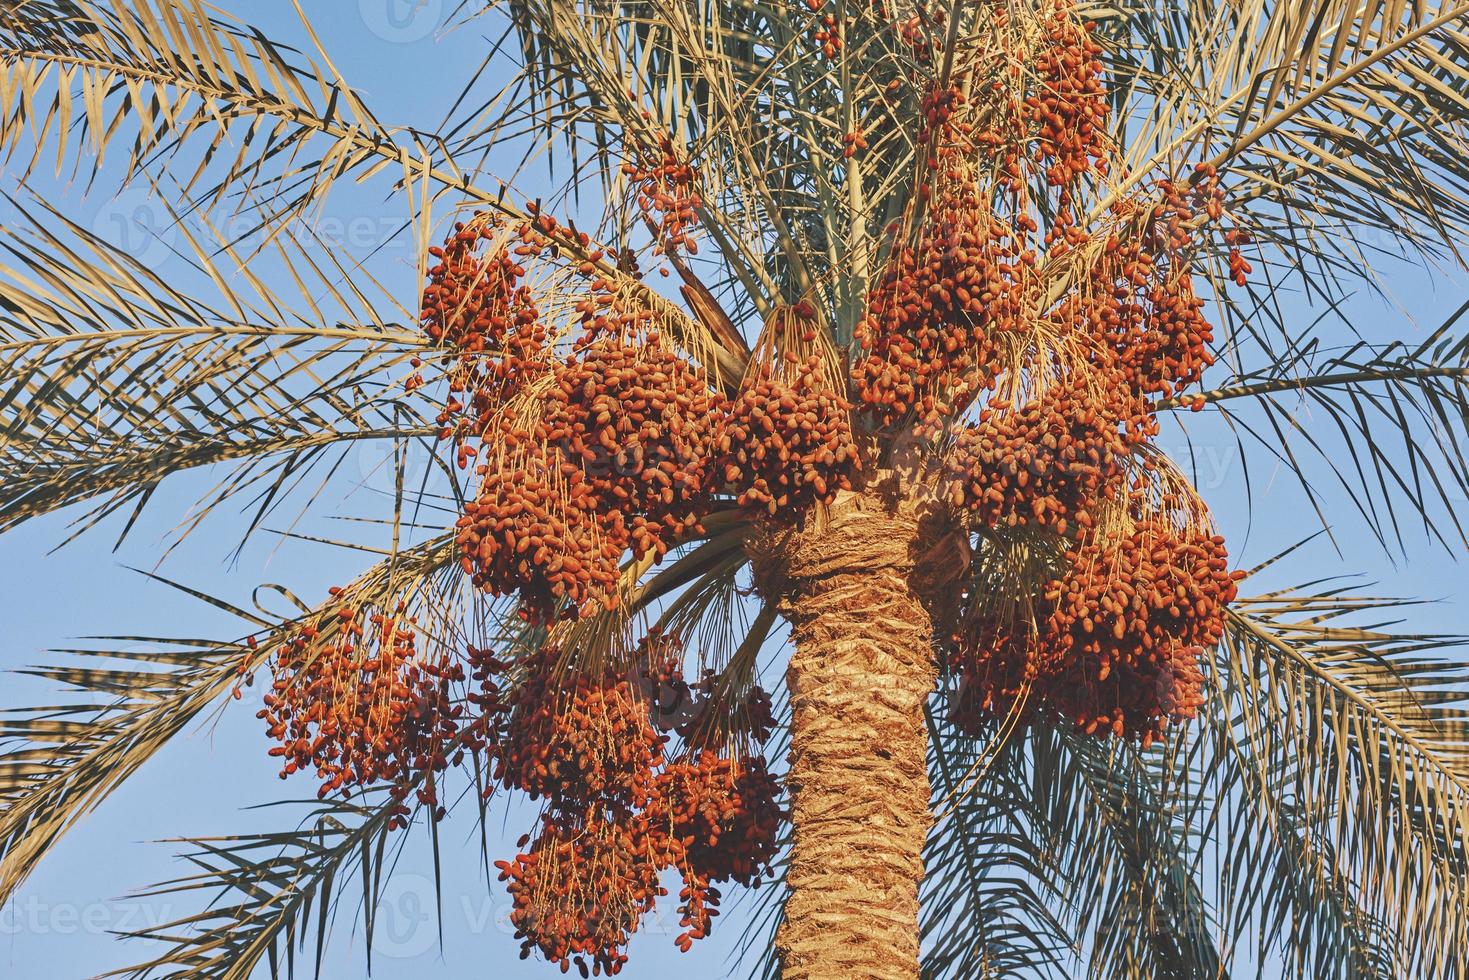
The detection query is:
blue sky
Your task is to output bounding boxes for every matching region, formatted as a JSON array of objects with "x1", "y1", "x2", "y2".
[{"x1": 2, "y1": 2, "x2": 1467, "y2": 978}]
